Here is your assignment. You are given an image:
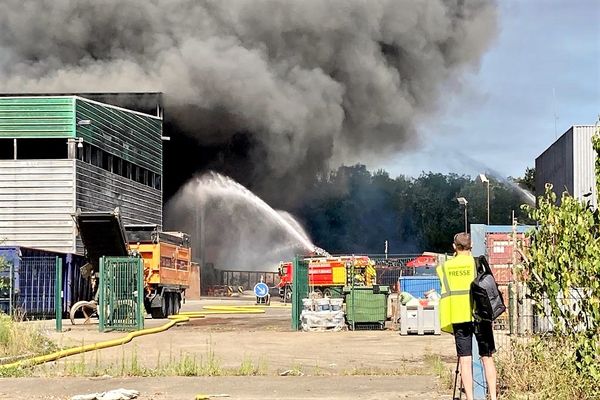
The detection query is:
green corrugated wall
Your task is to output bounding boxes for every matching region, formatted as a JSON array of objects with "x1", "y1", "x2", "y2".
[
  {"x1": 0, "y1": 97, "x2": 75, "y2": 138},
  {"x1": 0, "y1": 95, "x2": 163, "y2": 174},
  {"x1": 75, "y1": 97, "x2": 162, "y2": 174}
]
